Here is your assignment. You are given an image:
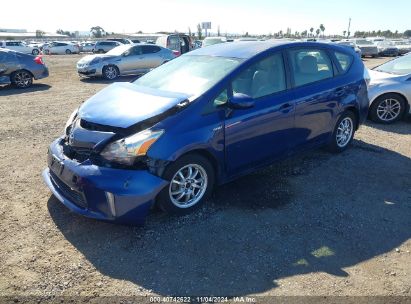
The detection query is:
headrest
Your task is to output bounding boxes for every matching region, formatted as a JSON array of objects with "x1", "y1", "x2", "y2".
[{"x1": 299, "y1": 55, "x2": 318, "y2": 74}]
